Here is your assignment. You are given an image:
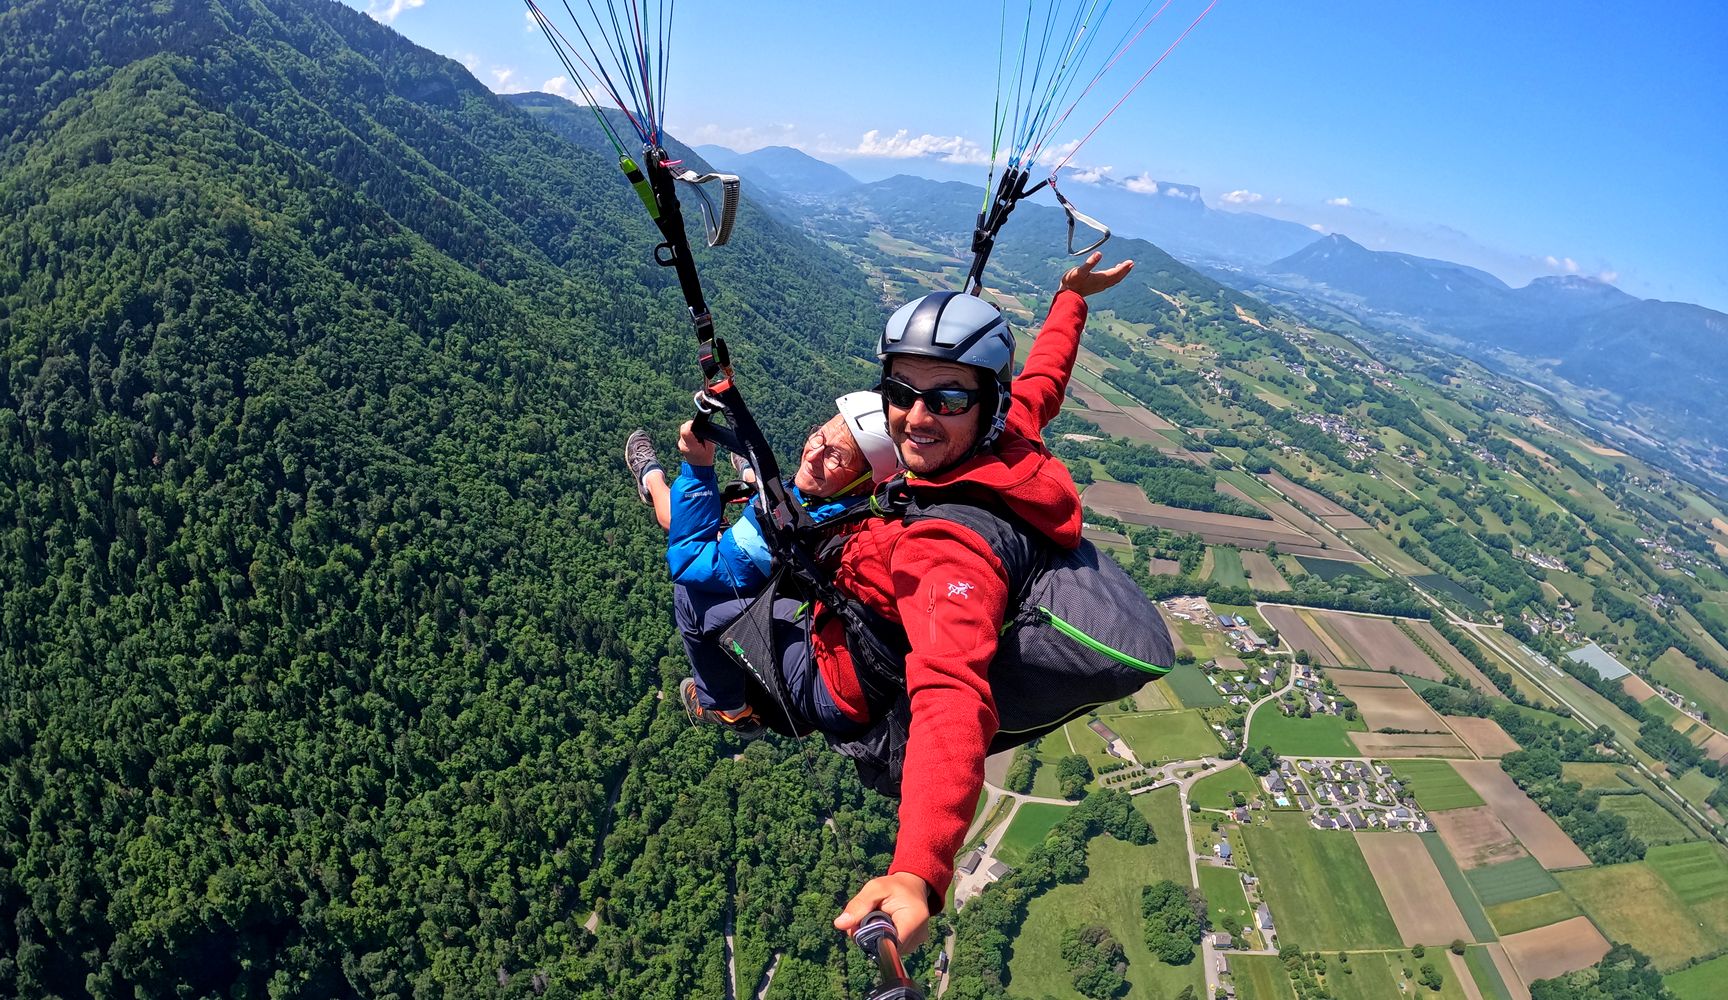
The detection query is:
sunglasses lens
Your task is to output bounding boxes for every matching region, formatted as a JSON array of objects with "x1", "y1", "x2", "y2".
[
  {"x1": 932, "y1": 390, "x2": 974, "y2": 415},
  {"x1": 879, "y1": 378, "x2": 978, "y2": 415}
]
